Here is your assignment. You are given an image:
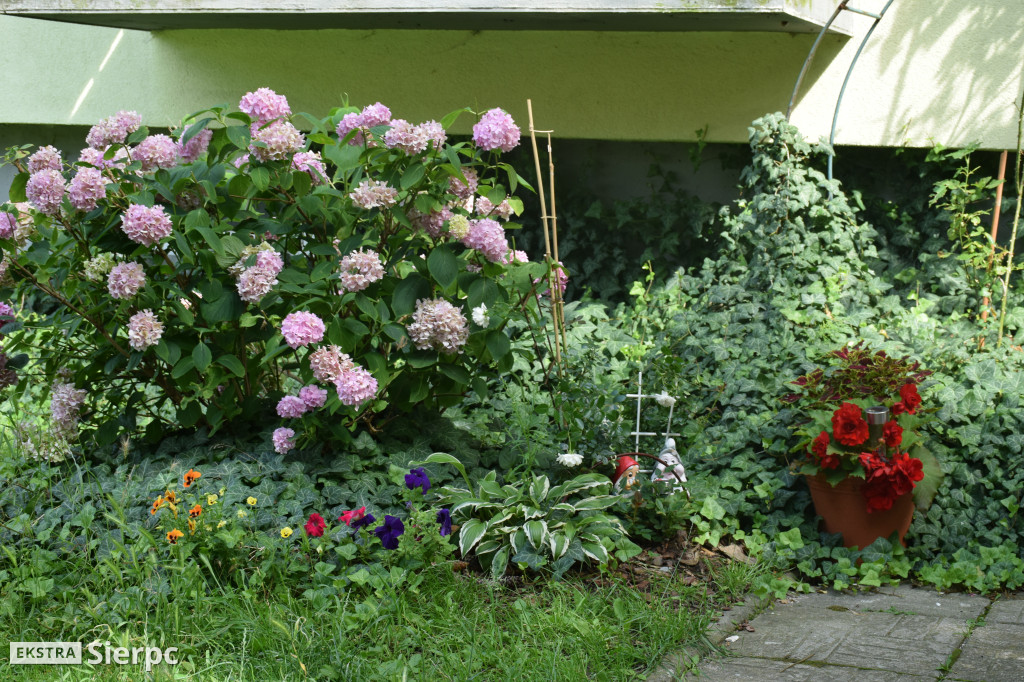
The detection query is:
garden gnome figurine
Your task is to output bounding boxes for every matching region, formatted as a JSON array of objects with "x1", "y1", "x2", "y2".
[
  {"x1": 613, "y1": 455, "x2": 640, "y2": 492},
  {"x1": 653, "y1": 438, "x2": 687, "y2": 493}
]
